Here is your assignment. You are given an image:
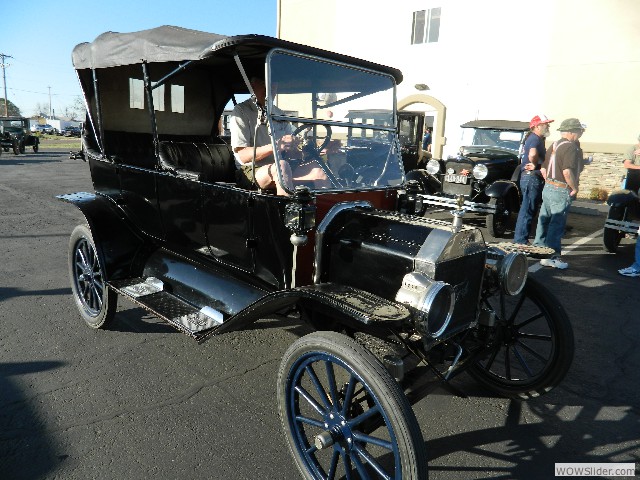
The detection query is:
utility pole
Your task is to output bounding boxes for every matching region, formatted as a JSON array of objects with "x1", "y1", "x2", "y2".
[
  {"x1": 48, "y1": 86, "x2": 52, "y2": 118},
  {"x1": 0, "y1": 53, "x2": 12, "y2": 117}
]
